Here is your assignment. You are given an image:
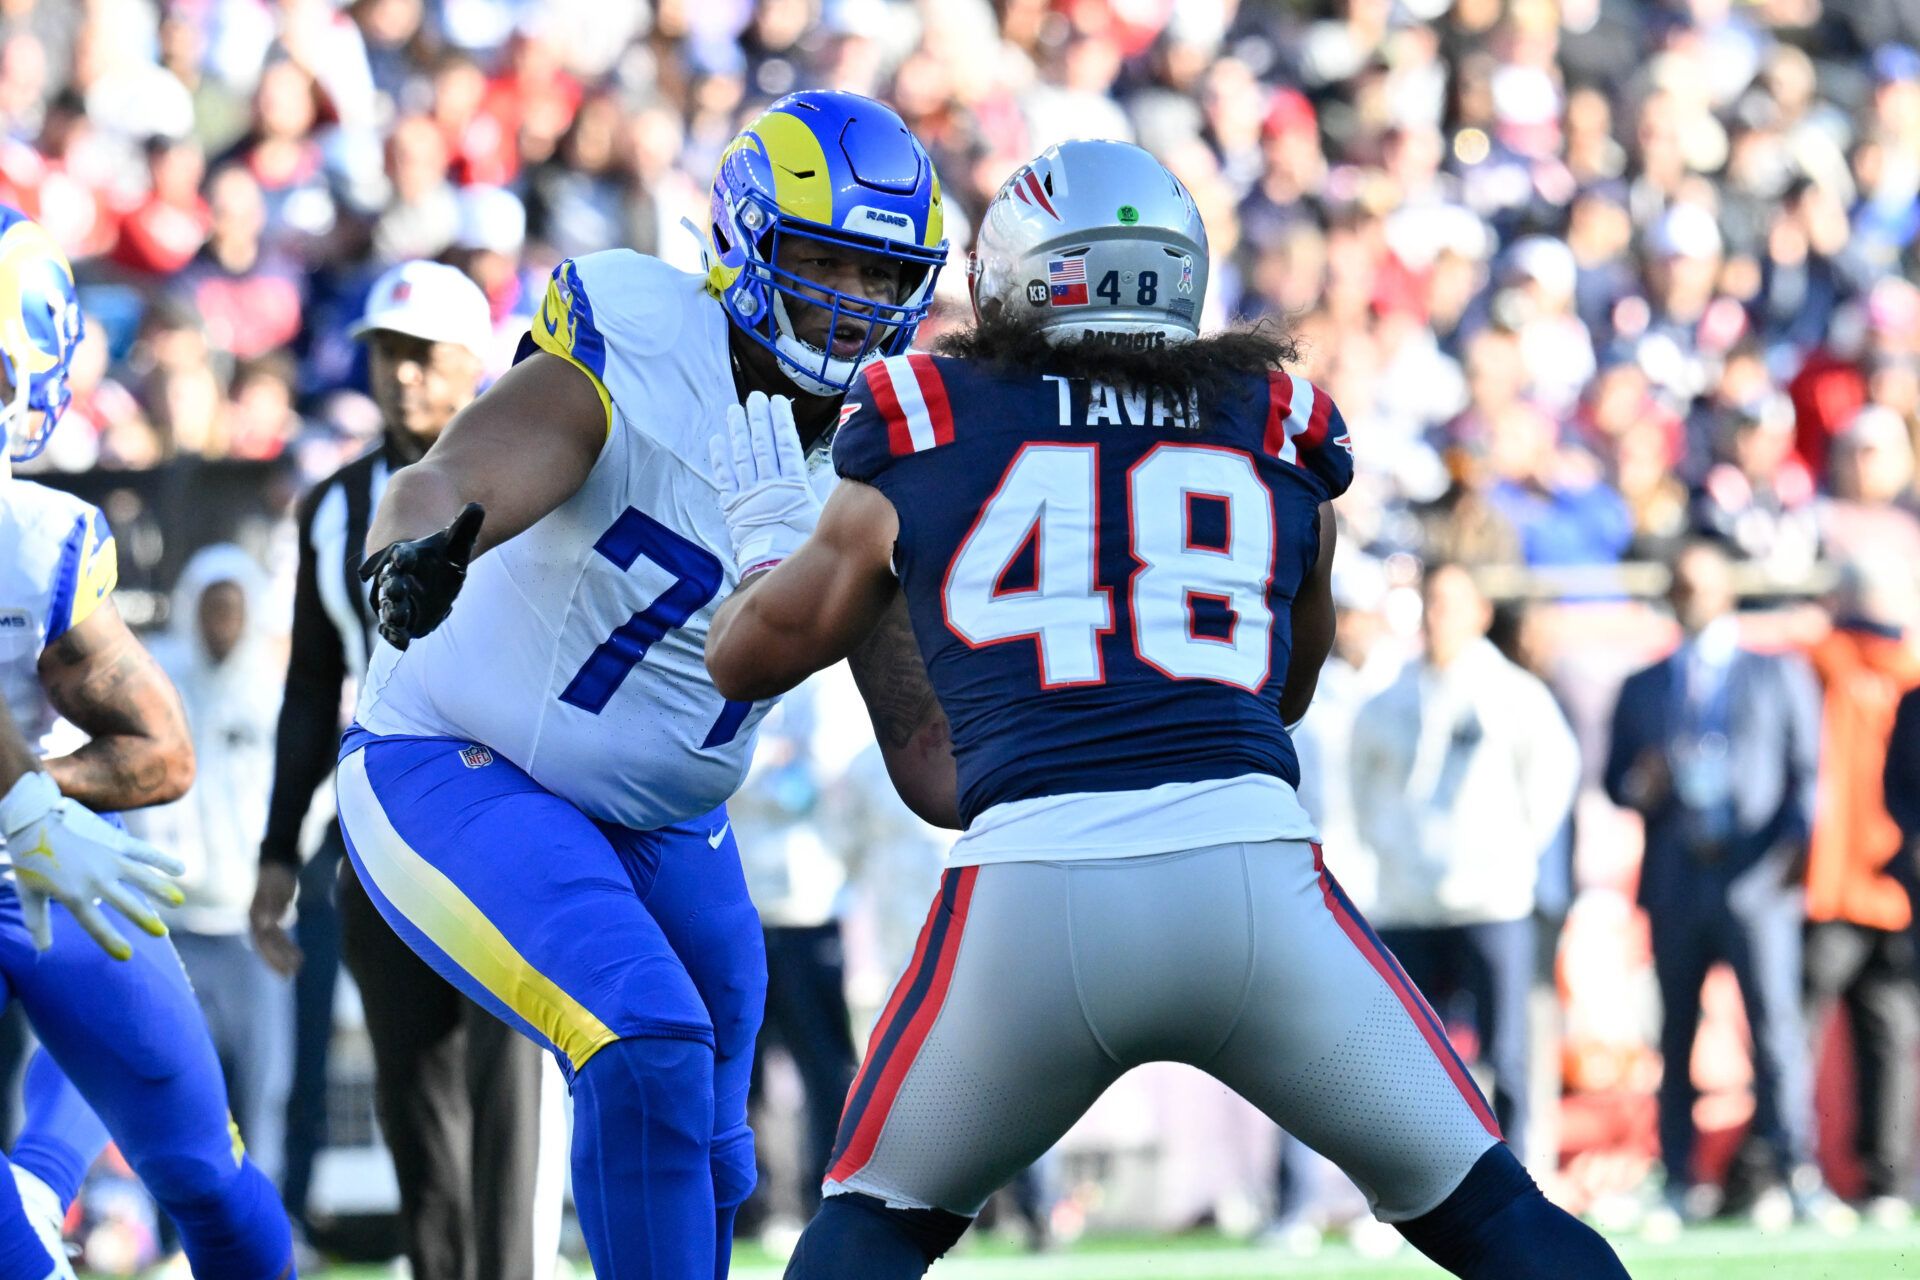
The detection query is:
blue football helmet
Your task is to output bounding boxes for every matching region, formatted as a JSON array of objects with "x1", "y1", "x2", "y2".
[
  {"x1": 707, "y1": 91, "x2": 947, "y2": 396},
  {"x1": 0, "y1": 206, "x2": 83, "y2": 466}
]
